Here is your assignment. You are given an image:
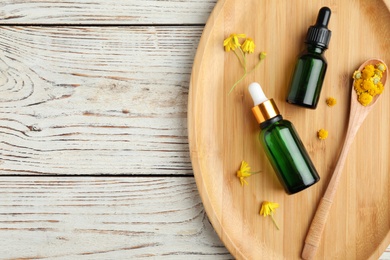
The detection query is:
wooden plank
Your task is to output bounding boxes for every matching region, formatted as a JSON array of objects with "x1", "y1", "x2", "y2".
[
  {"x1": 0, "y1": 0, "x2": 216, "y2": 25},
  {"x1": 0, "y1": 176, "x2": 388, "y2": 259},
  {"x1": 0, "y1": 26, "x2": 202, "y2": 175},
  {"x1": 0, "y1": 177, "x2": 231, "y2": 258}
]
